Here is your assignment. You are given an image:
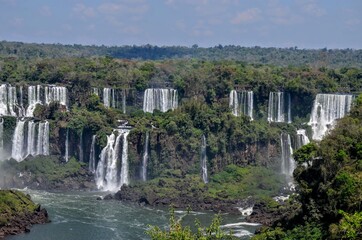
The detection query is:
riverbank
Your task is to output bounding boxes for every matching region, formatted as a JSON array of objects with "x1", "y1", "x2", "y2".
[{"x1": 0, "y1": 190, "x2": 49, "y2": 238}]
